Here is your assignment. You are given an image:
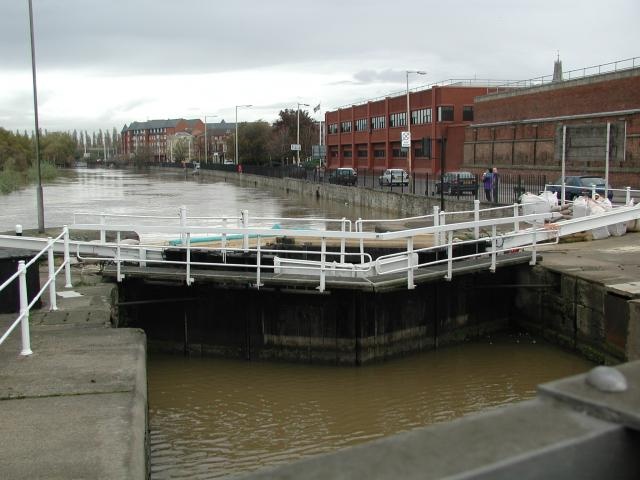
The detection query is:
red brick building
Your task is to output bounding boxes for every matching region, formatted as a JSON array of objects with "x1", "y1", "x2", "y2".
[
  {"x1": 325, "y1": 83, "x2": 502, "y2": 174},
  {"x1": 463, "y1": 66, "x2": 640, "y2": 187},
  {"x1": 121, "y1": 118, "x2": 204, "y2": 162}
]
